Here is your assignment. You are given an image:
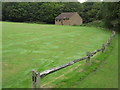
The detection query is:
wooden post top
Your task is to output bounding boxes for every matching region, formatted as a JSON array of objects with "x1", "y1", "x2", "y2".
[{"x1": 32, "y1": 69, "x2": 39, "y2": 75}]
